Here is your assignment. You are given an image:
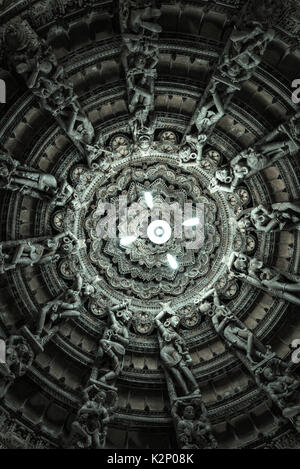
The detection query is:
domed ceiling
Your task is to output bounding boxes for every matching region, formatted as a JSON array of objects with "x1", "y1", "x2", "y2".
[{"x1": 0, "y1": 0, "x2": 300, "y2": 450}]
